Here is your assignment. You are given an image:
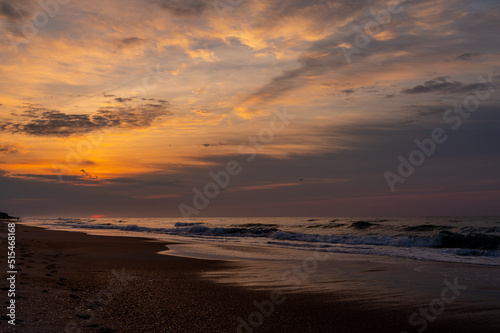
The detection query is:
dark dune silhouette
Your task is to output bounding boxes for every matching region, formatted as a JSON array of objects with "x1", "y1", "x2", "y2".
[{"x1": 0, "y1": 211, "x2": 18, "y2": 220}]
